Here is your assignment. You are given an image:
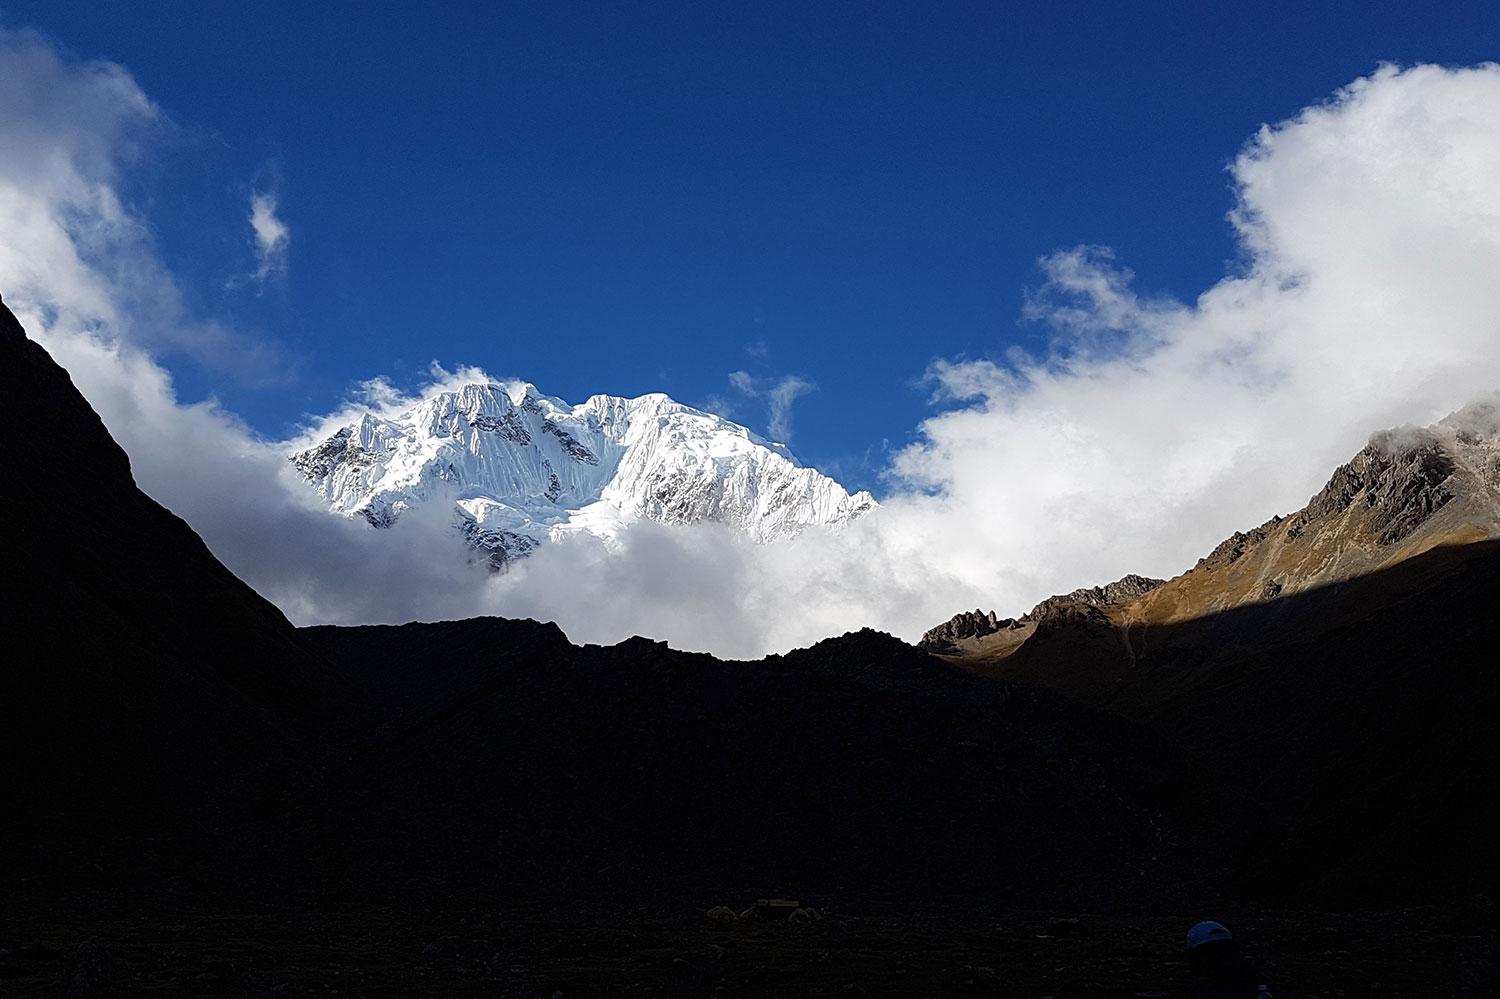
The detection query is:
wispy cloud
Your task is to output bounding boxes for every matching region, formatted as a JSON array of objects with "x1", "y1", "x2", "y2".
[
  {"x1": 727, "y1": 369, "x2": 816, "y2": 441},
  {"x1": 765, "y1": 375, "x2": 814, "y2": 441},
  {"x1": 728, "y1": 369, "x2": 755, "y2": 395},
  {"x1": 249, "y1": 191, "x2": 289, "y2": 281},
  {"x1": 0, "y1": 28, "x2": 290, "y2": 382}
]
